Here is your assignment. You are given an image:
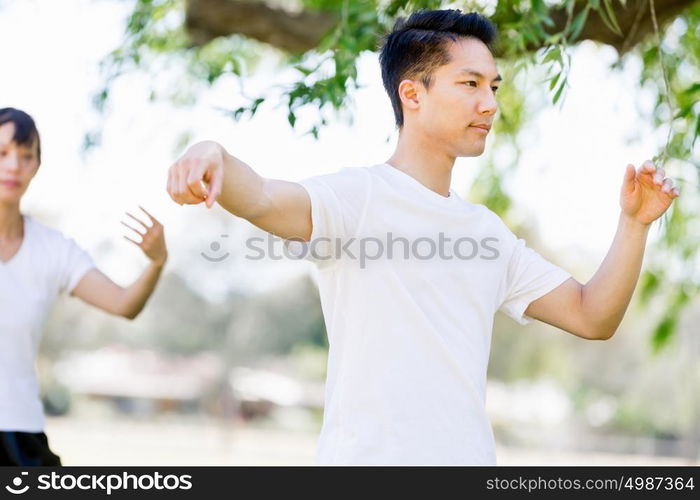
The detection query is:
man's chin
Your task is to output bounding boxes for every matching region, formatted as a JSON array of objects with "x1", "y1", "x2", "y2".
[{"x1": 457, "y1": 145, "x2": 486, "y2": 158}]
